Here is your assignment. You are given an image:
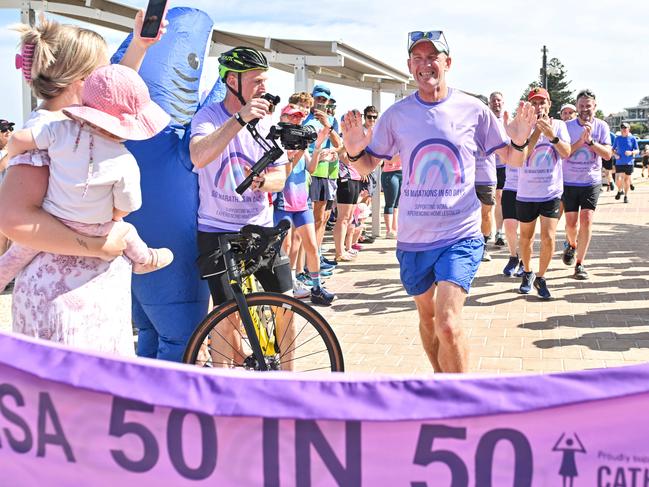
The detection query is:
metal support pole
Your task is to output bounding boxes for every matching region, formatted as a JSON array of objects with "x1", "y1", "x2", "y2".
[
  {"x1": 370, "y1": 88, "x2": 382, "y2": 238},
  {"x1": 540, "y1": 45, "x2": 548, "y2": 89},
  {"x1": 293, "y1": 56, "x2": 308, "y2": 93},
  {"x1": 20, "y1": 7, "x2": 37, "y2": 122}
]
